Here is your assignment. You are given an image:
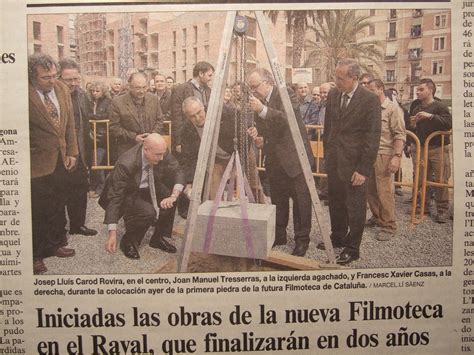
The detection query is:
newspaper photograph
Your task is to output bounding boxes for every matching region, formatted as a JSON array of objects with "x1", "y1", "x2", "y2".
[{"x1": 0, "y1": 0, "x2": 471, "y2": 353}]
